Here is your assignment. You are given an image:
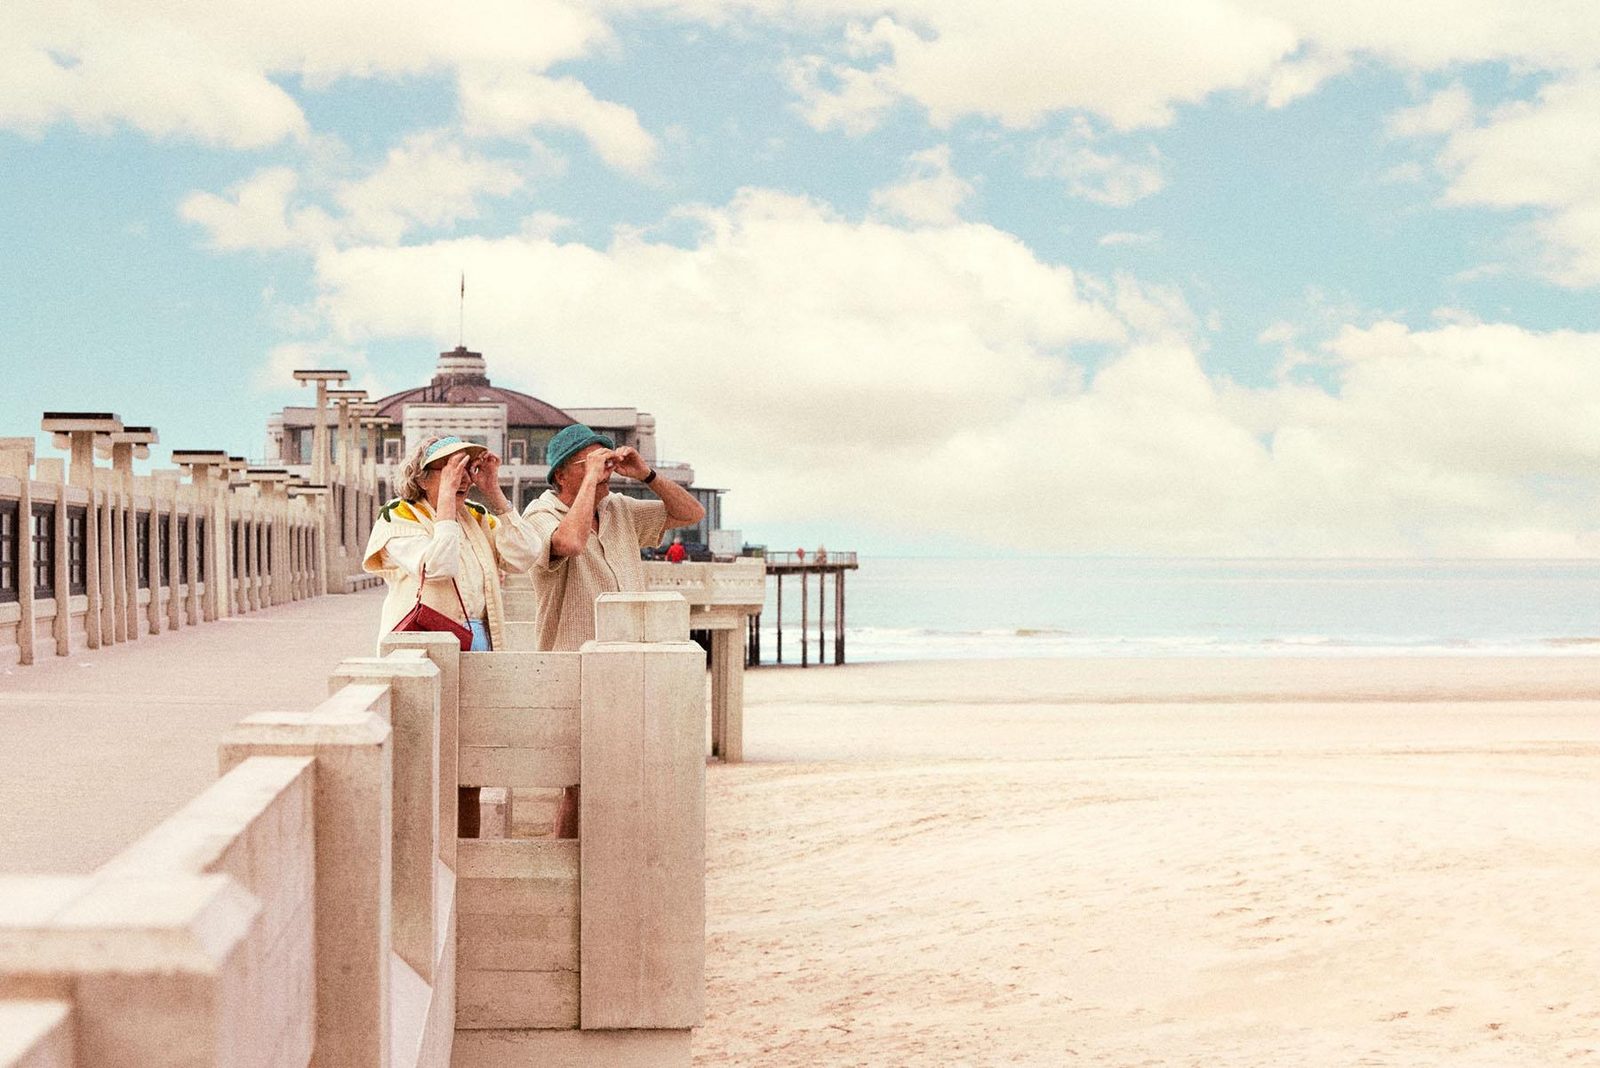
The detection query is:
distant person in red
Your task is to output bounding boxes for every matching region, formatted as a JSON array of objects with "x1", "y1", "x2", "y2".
[
  {"x1": 666, "y1": 536, "x2": 687, "y2": 563},
  {"x1": 796, "y1": 547, "x2": 805, "y2": 561}
]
